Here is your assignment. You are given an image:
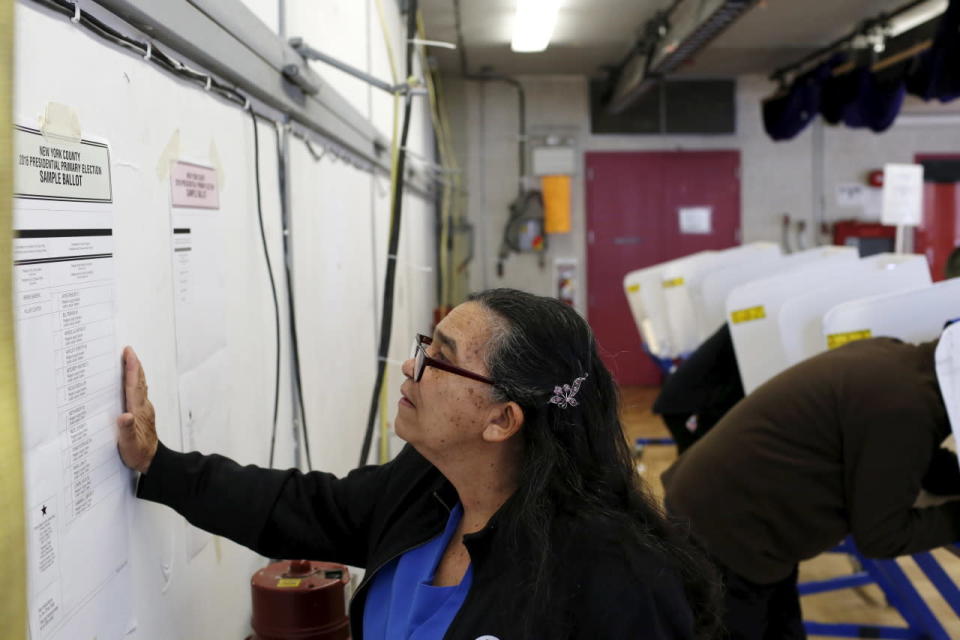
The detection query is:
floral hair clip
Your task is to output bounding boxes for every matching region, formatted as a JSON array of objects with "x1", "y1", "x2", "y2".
[{"x1": 548, "y1": 373, "x2": 588, "y2": 409}]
